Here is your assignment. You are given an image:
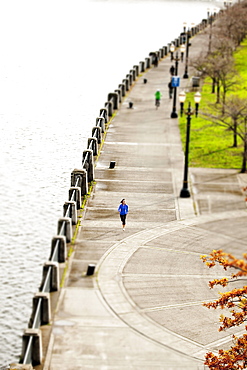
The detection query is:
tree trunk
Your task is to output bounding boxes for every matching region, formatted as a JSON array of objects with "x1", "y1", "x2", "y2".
[
  {"x1": 233, "y1": 120, "x2": 238, "y2": 148},
  {"x1": 222, "y1": 88, "x2": 226, "y2": 106},
  {"x1": 216, "y1": 82, "x2": 220, "y2": 104},
  {"x1": 212, "y1": 78, "x2": 215, "y2": 94},
  {"x1": 240, "y1": 139, "x2": 247, "y2": 173}
]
